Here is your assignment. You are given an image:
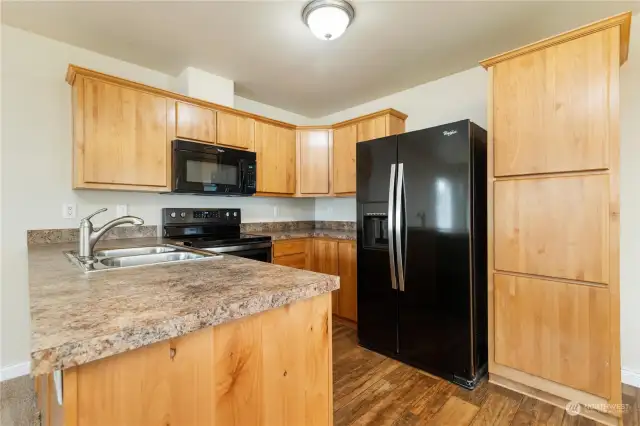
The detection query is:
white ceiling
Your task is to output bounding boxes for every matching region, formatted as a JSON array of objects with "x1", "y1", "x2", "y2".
[{"x1": 2, "y1": 1, "x2": 638, "y2": 117}]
